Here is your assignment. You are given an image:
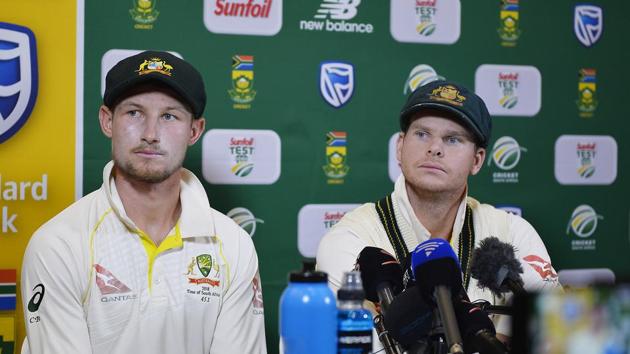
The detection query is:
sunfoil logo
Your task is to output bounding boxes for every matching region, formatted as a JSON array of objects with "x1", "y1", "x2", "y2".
[{"x1": 567, "y1": 205, "x2": 602, "y2": 238}]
